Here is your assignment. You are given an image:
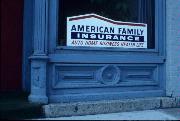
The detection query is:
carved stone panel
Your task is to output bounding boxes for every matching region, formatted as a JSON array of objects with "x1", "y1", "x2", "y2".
[
  {"x1": 31, "y1": 63, "x2": 46, "y2": 89},
  {"x1": 32, "y1": 66, "x2": 40, "y2": 88},
  {"x1": 51, "y1": 64, "x2": 159, "y2": 89}
]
